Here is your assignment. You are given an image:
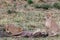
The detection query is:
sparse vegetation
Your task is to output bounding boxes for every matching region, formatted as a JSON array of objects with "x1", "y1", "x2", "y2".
[
  {"x1": 7, "y1": 10, "x2": 12, "y2": 14},
  {"x1": 34, "y1": 2, "x2": 60, "y2": 9},
  {"x1": 53, "y1": 2, "x2": 60, "y2": 9},
  {"x1": 34, "y1": 4, "x2": 52, "y2": 9},
  {"x1": 27, "y1": 0, "x2": 33, "y2": 4},
  {"x1": 7, "y1": 10, "x2": 17, "y2": 14}
]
